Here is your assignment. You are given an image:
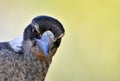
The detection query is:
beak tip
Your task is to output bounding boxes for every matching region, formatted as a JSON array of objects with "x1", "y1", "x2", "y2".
[
  {"x1": 36, "y1": 31, "x2": 55, "y2": 58},
  {"x1": 43, "y1": 49, "x2": 49, "y2": 57},
  {"x1": 37, "y1": 39, "x2": 49, "y2": 57}
]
